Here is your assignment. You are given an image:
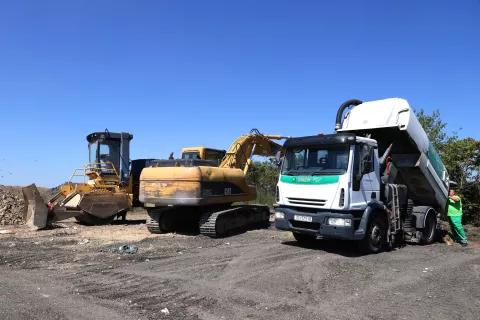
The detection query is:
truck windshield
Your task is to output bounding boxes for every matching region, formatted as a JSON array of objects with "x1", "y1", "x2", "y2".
[{"x1": 281, "y1": 144, "x2": 350, "y2": 176}]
